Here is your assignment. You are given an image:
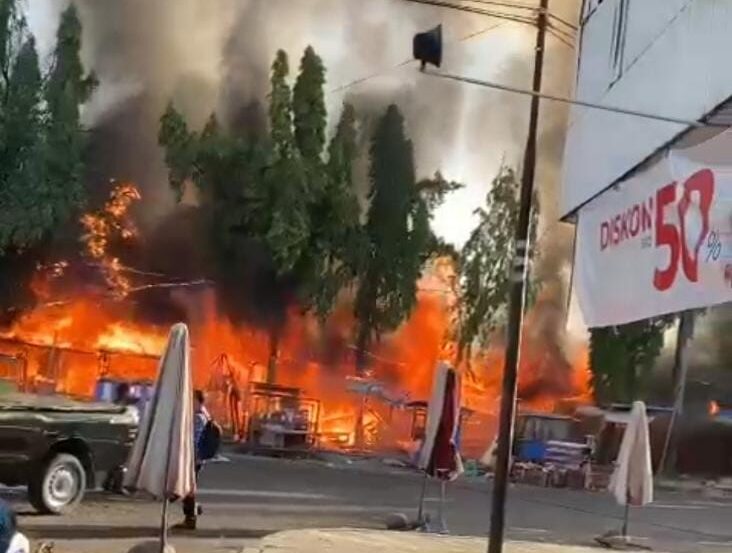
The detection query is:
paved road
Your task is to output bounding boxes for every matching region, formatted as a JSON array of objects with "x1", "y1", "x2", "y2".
[{"x1": 5, "y1": 453, "x2": 732, "y2": 552}]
